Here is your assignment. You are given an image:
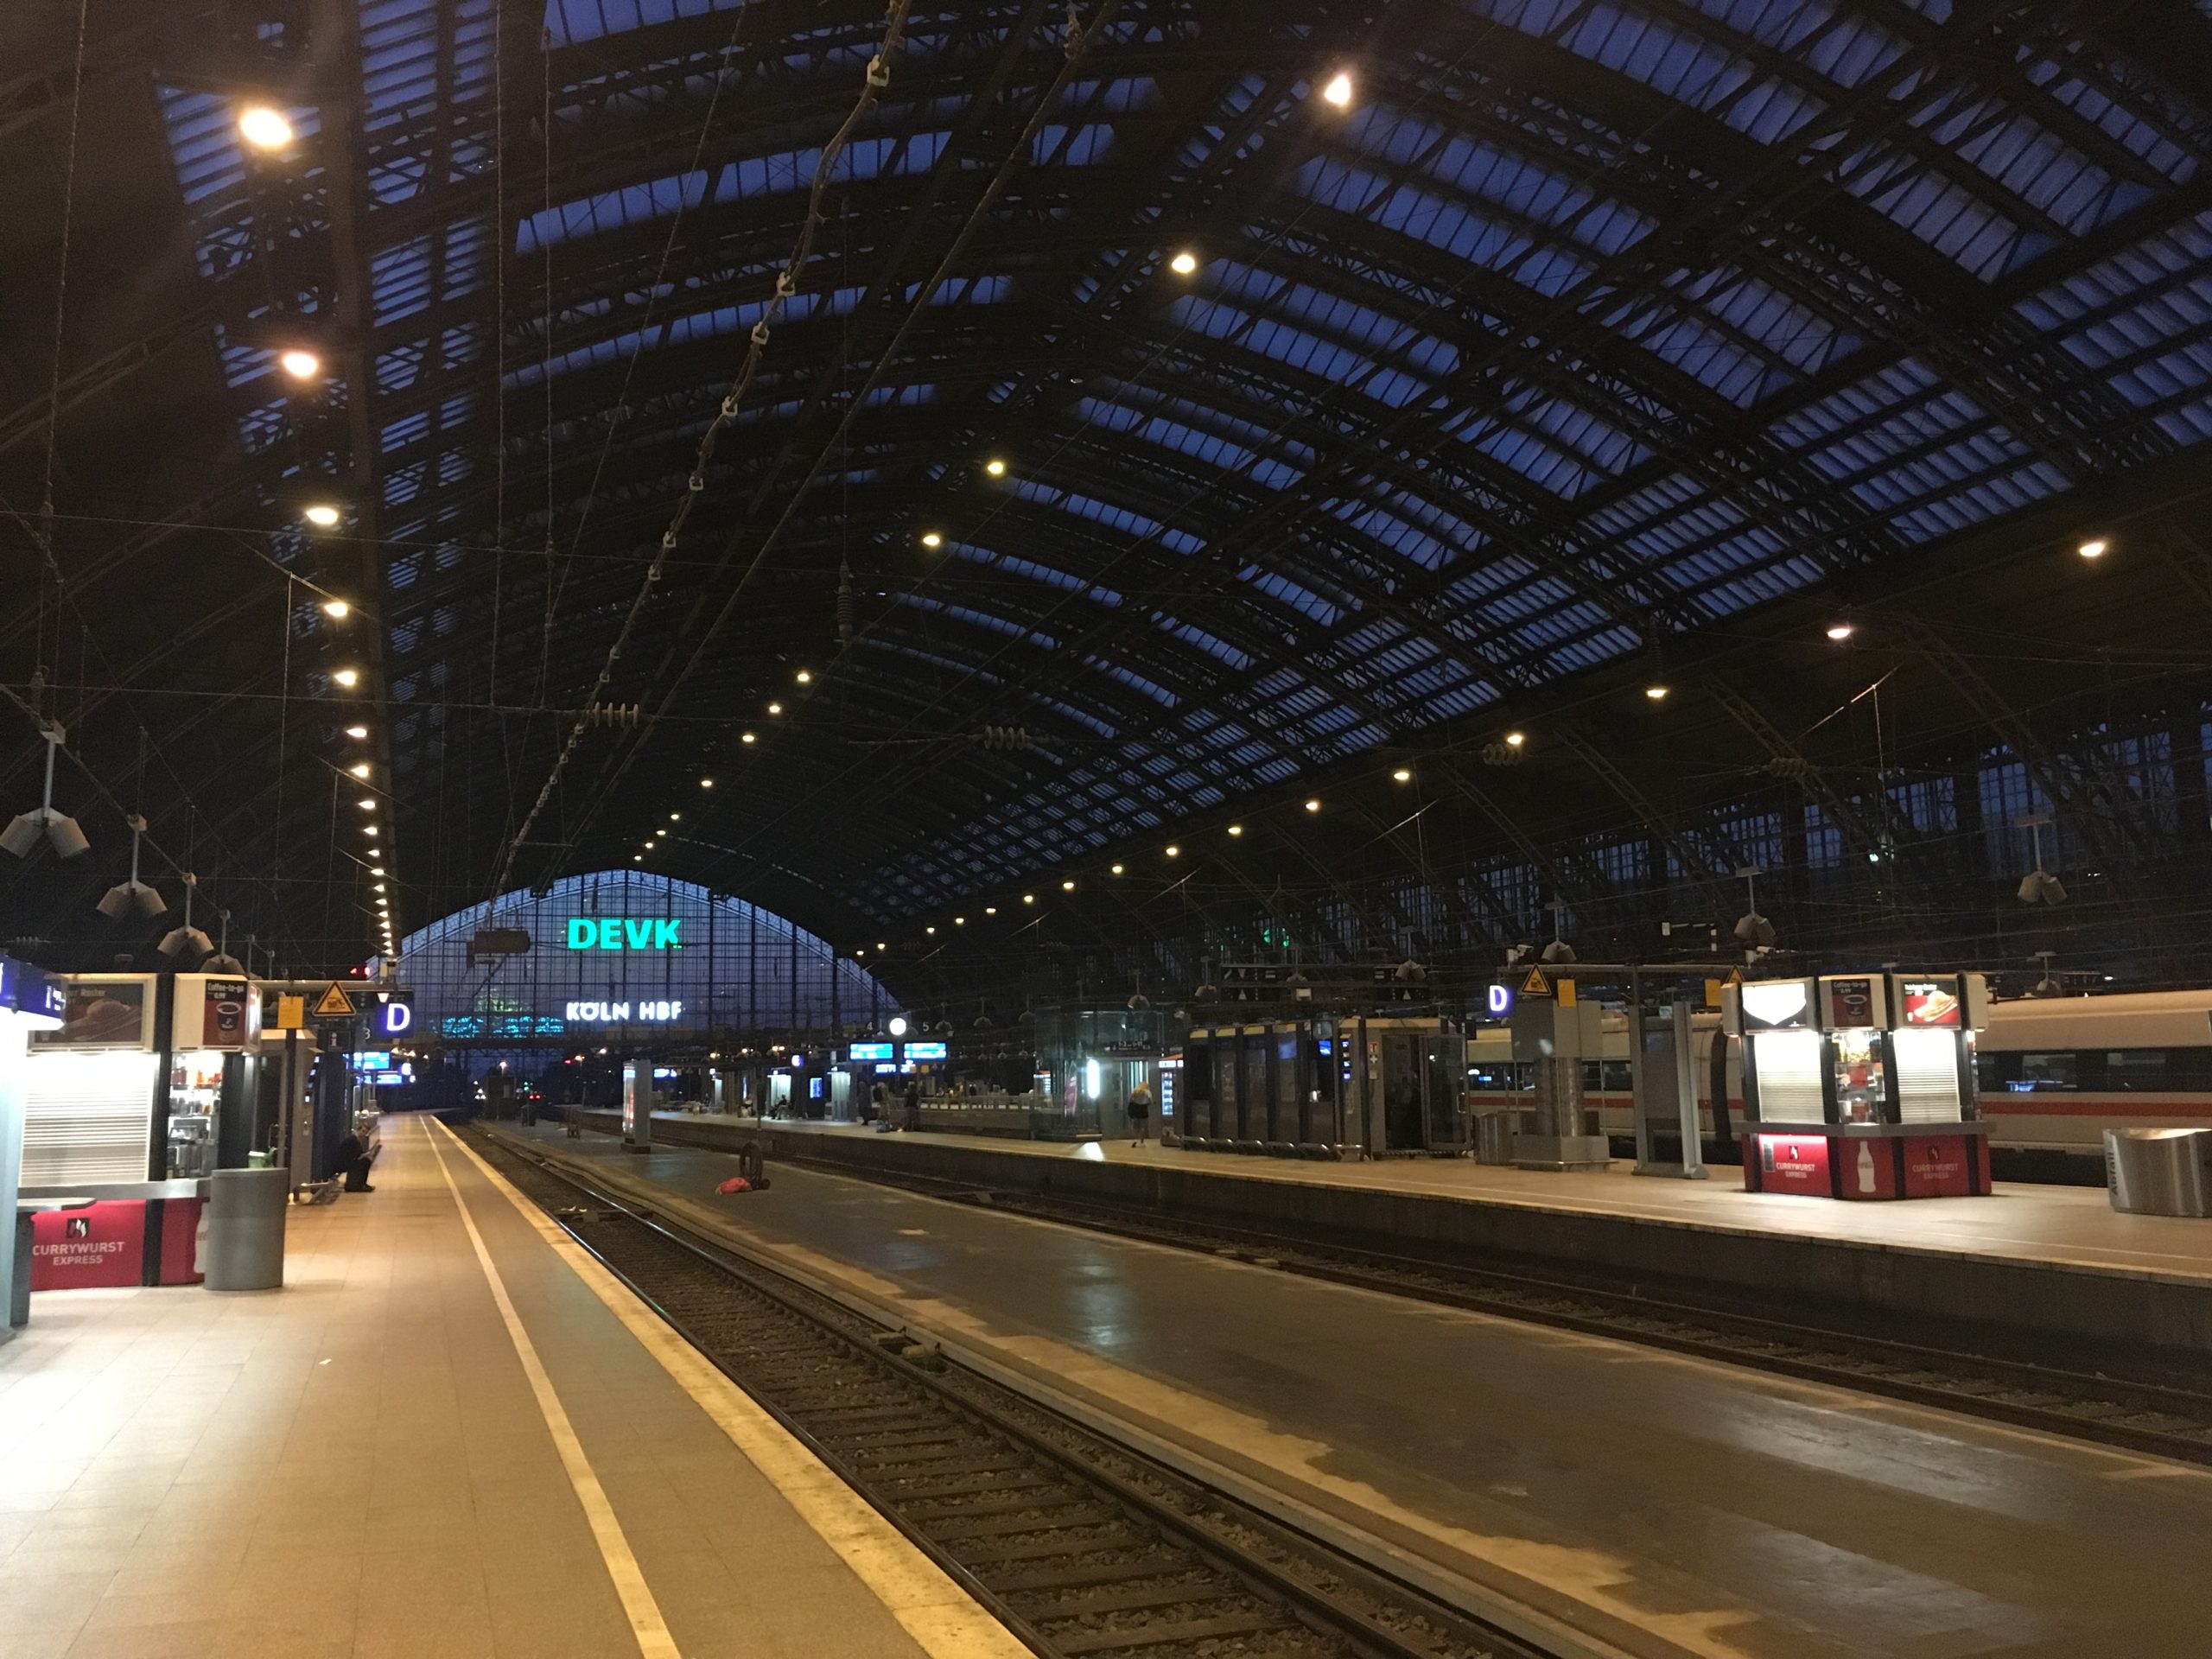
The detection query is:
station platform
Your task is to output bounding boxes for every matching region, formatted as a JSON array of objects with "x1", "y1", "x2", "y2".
[
  {"x1": 499, "y1": 1117, "x2": 2212, "y2": 1658},
  {"x1": 581, "y1": 1111, "x2": 2212, "y2": 1361},
  {"x1": 0, "y1": 1116, "x2": 1025, "y2": 1659}
]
